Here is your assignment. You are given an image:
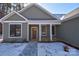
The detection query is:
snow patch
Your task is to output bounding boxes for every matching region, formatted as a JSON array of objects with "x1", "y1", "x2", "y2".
[
  {"x1": 0, "y1": 43, "x2": 27, "y2": 56},
  {"x1": 38, "y1": 42, "x2": 79, "y2": 56},
  {"x1": 0, "y1": 42, "x2": 79, "y2": 56}
]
